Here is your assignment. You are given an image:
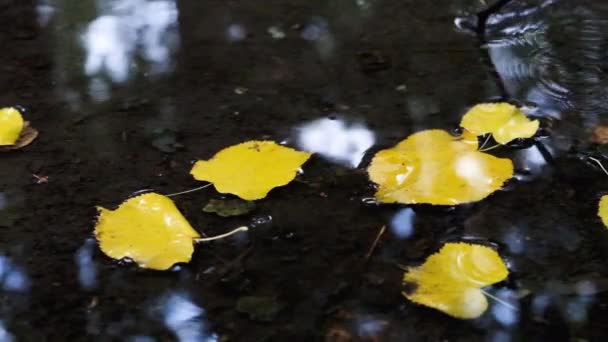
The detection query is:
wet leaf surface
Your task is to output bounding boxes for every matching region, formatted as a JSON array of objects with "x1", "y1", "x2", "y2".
[
  {"x1": 368, "y1": 129, "x2": 513, "y2": 205},
  {"x1": 402, "y1": 242, "x2": 509, "y2": 319},
  {"x1": 95, "y1": 193, "x2": 200, "y2": 270},
  {"x1": 191, "y1": 141, "x2": 312, "y2": 200}
]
